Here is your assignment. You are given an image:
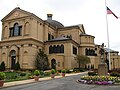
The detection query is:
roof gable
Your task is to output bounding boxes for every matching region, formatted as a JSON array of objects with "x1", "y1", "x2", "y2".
[{"x1": 1, "y1": 7, "x2": 33, "y2": 22}]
